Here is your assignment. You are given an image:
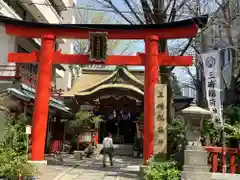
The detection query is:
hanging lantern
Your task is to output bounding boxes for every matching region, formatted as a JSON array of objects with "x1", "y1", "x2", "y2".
[{"x1": 89, "y1": 32, "x2": 108, "y2": 62}]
